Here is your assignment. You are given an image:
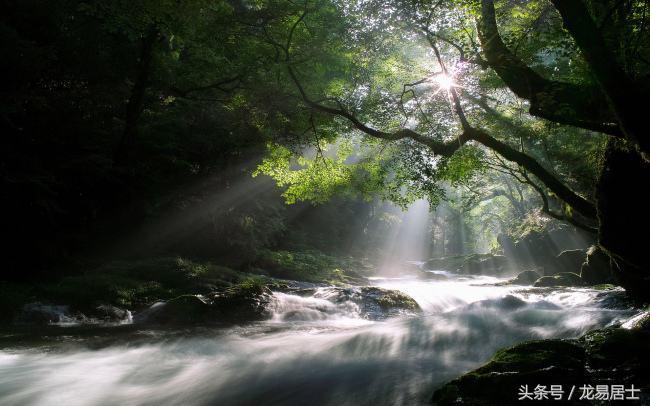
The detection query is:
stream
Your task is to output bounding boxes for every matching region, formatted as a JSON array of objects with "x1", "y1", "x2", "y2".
[{"x1": 0, "y1": 272, "x2": 640, "y2": 406}]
